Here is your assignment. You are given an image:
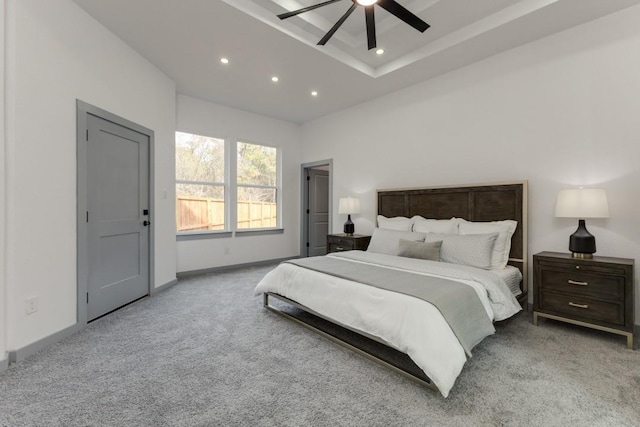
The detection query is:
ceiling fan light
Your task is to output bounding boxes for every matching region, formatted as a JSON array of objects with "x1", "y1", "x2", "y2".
[{"x1": 356, "y1": 0, "x2": 378, "y2": 6}]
